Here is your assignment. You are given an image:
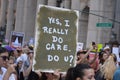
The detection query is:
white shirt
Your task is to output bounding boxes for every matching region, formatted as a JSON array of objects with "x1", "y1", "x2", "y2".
[
  {"x1": 20, "y1": 53, "x2": 28, "y2": 62},
  {"x1": 0, "y1": 67, "x2": 15, "y2": 80}
]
